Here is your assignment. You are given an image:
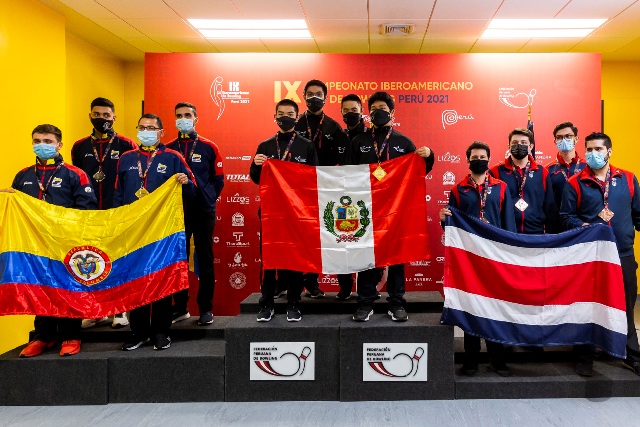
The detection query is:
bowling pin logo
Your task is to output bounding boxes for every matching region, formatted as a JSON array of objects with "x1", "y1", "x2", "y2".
[
  {"x1": 254, "y1": 346, "x2": 312, "y2": 377},
  {"x1": 368, "y1": 347, "x2": 424, "y2": 378}
]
